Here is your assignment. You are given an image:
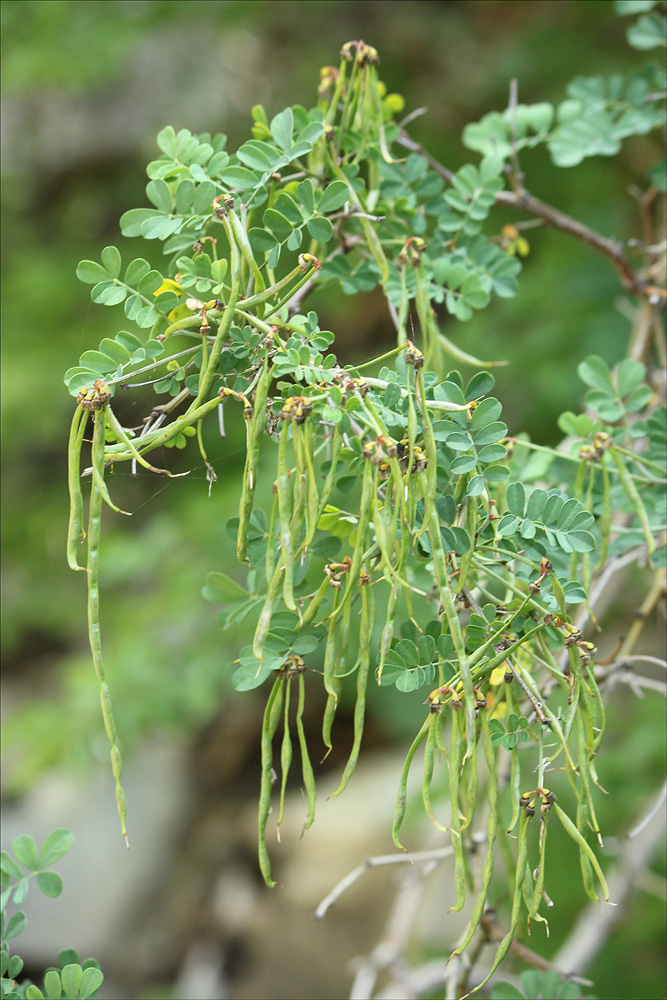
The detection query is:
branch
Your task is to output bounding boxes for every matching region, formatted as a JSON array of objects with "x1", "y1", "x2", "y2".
[
  {"x1": 315, "y1": 844, "x2": 456, "y2": 920},
  {"x1": 395, "y1": 131, "x2": 648, "y2": 296},
  {"x1": 494, "y1": 189, "x2": 646, "y2": 295}
]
